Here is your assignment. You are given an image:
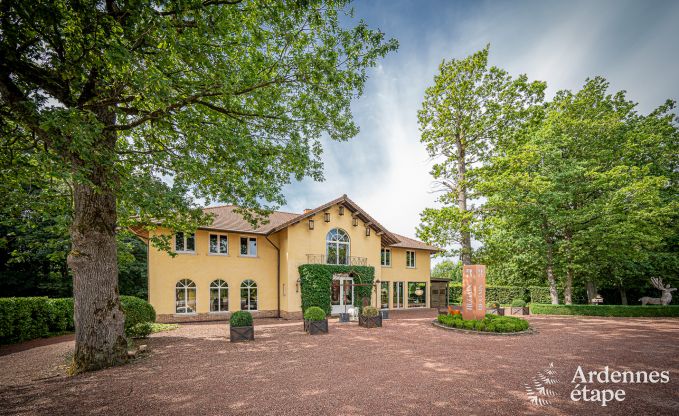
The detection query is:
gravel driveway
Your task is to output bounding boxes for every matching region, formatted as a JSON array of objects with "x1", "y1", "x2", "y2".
[{"x1": 1, "y1": 311, "x2": 678, "y2": 415}]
